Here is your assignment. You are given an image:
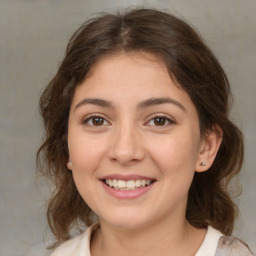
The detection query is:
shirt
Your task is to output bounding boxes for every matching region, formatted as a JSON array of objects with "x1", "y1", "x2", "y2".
[{"x1": 50, "y1": 223, "x2": 253, "y2": 256}]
